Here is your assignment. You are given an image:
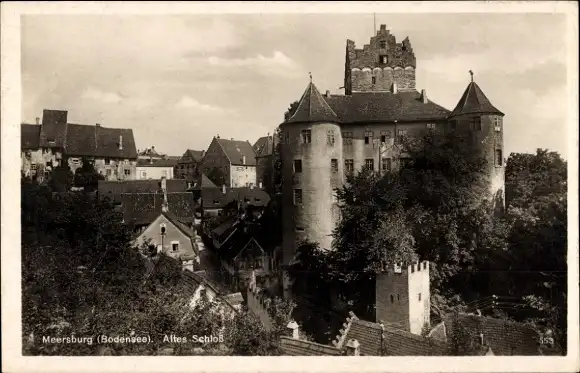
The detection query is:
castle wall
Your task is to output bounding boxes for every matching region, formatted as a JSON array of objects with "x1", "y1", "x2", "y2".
[
  {"x1": 246, "y1": 285, "x2": 275, "y2": 331},
  {"x1": 280, "y1": 122, "x2": 344, "y2": 265},
  {"x1": 375, "y1": 261, "x2": 430, "y2": 335},
  {"x1": 350, "y1": 67, "x2": 415, "y2": 92}
]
